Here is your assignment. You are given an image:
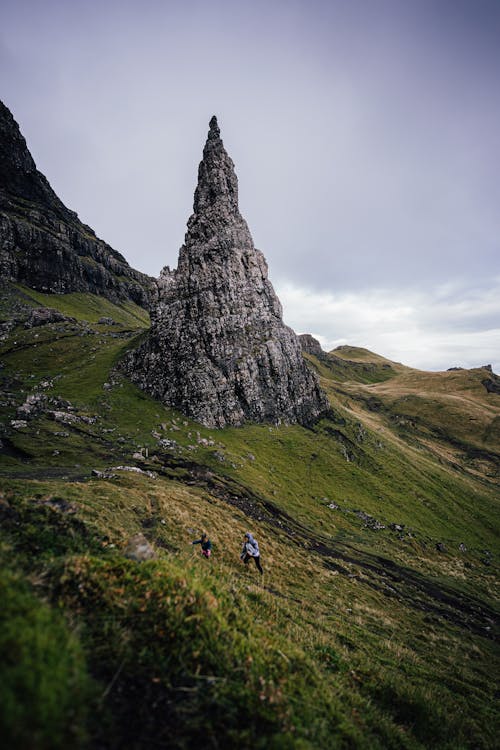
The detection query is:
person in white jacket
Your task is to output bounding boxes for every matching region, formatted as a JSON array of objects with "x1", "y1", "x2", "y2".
[{"x1": 240, "y1": 532, "x2": 263, "y2": 574}]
